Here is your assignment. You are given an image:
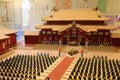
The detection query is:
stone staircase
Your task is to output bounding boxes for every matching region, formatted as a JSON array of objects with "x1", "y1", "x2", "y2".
[{"x1": 62, "y1": 46, "x2": 83, "y2": 52}]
